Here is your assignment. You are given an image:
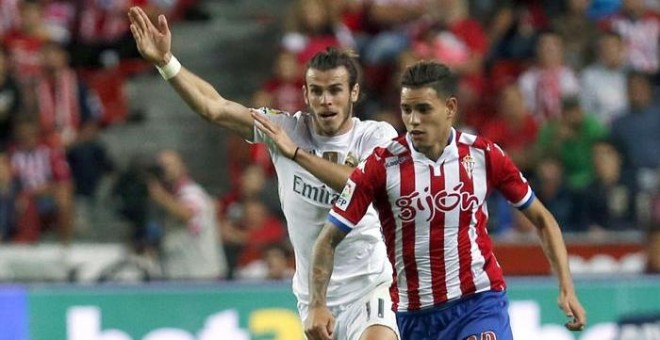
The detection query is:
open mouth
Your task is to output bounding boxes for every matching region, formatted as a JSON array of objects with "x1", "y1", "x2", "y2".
[{"x1": 318, "y1": 112, "x2": 337, "y2": 120}]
